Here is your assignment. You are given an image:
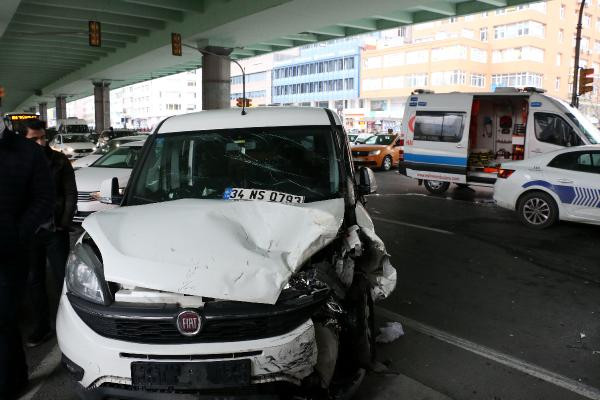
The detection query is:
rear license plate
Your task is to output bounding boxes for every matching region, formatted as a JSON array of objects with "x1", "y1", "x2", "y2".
[{"x1": 131, "y1": 360, "x2": 251, "y2": 389}]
